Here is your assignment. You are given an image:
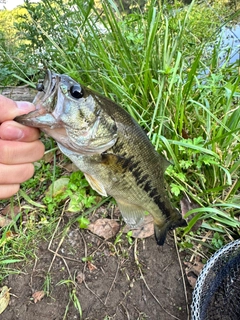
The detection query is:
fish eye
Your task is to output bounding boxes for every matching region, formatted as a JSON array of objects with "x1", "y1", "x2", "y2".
[
  {"x1": 36, "y1": 82, "x2": 44, "y2": 91},
  {"x1": 70, "y1": 84, "x2": 84, "y2": 99}
]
